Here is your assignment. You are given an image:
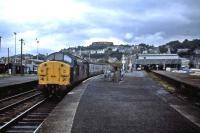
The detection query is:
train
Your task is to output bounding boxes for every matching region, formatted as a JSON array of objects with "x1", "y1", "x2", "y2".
[{"x1": 37, "y1": 52, "x2": 110, "y2": 97}]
